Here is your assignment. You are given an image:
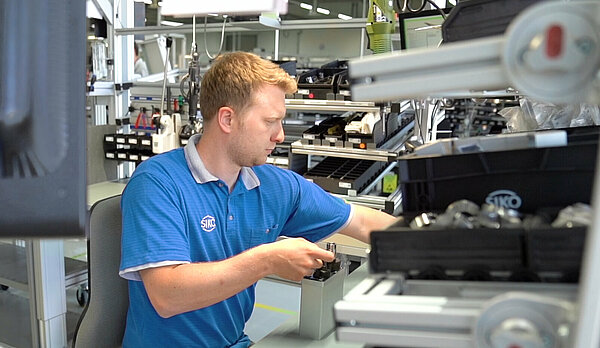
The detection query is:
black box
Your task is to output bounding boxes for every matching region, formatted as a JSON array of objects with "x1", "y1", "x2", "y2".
[
  {"x1": 137, "y1": 134, "x2": 153, "y2": 152},
  {"x1": 302, "y1": 116, "x2": 347, "y2": 146},
  {"x1": 297, "y1": 68, "x2": 345, "y2": 100},
  {"x1": 398, "y1": 139, "x2": 598, "y2": 213}
]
